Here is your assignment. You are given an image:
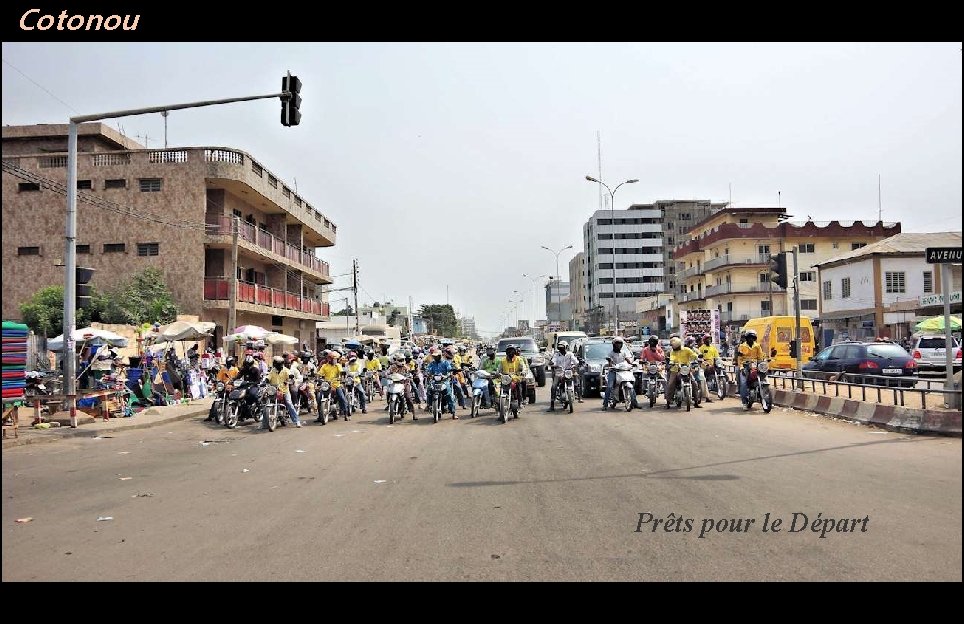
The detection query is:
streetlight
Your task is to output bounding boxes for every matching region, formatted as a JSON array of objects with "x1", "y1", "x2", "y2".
[
  {"x1": 541, "y1": 245, "x2": 574, "y2": 330},
  {"x1": 585, "y1": 175, "x2": 638, "y2": 334},
  {"x1": 522, "y1": 273, "x2": 548, "y2": 331}
]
